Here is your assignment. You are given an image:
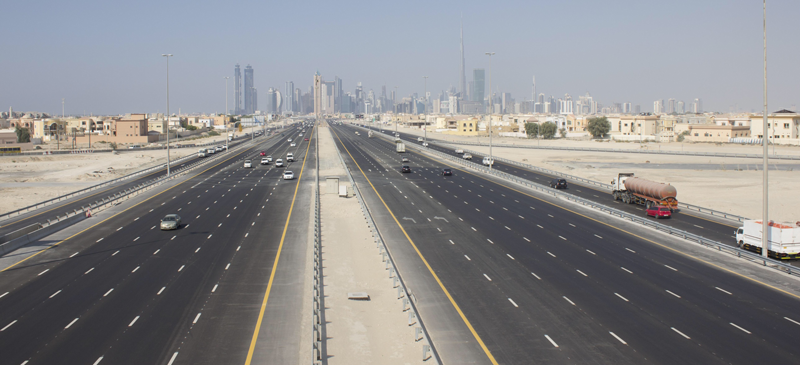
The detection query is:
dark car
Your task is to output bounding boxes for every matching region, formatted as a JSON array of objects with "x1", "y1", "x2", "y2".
[
  {"x1": 401, "y1": 165, "x2": 411, "y2": 173},
  {"x1": 550, "y1": 178, "x2": 567, "y2": 189},
  {"x1": 442, "y1": 168, "x2": 452, "y2": 176}
]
